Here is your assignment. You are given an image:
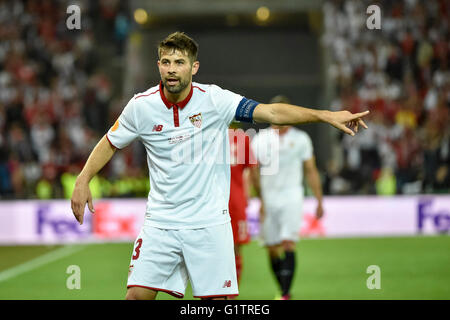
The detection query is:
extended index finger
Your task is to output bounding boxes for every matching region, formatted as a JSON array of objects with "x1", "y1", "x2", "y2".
[{"x1": 352, "y1": 110, "x2": 370, "y2": 119}]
